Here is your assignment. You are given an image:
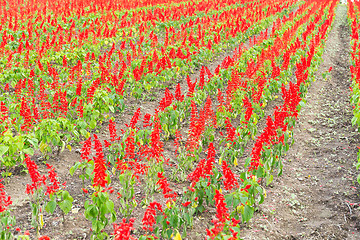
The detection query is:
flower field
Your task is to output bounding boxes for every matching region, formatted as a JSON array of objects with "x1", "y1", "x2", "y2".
[{"x1": 0, "y1": 0, "x2": 359, "y2": 239}]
